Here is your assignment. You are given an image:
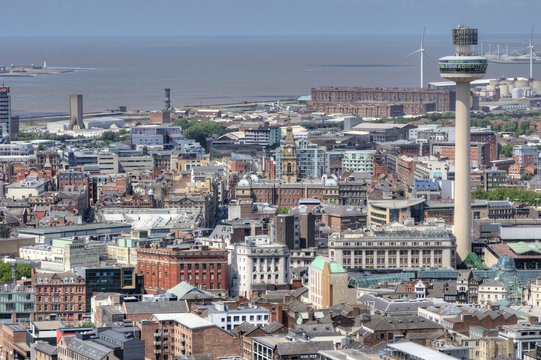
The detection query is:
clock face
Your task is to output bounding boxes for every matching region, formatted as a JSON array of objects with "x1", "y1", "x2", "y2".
[{"x1": 287, "y1": 148, "x2": 292, "y2": 153}]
